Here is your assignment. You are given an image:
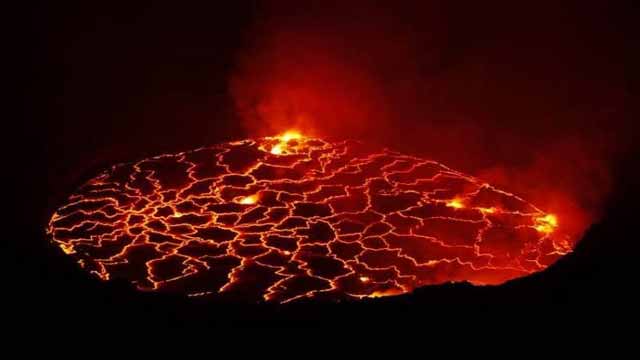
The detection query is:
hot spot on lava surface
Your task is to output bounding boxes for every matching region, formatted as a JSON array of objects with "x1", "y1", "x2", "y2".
[{"x1": 47, "y1": 132, "x2": 573, "y2": 303}]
